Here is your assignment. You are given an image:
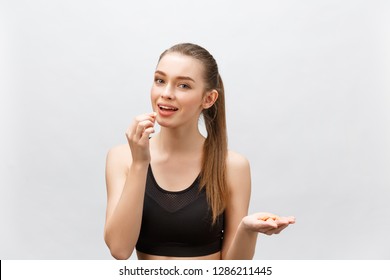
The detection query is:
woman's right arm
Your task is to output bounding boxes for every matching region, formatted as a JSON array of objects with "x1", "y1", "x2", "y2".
[{"x1": 104, "y1": 112, "x2": 156, "y2": 260}]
